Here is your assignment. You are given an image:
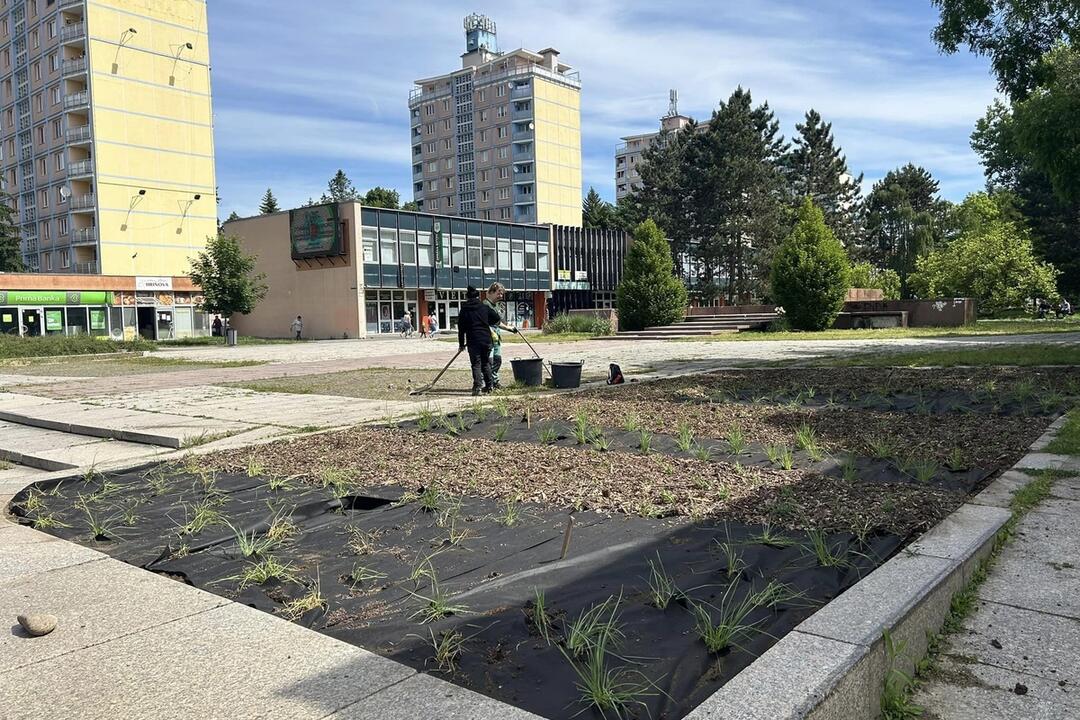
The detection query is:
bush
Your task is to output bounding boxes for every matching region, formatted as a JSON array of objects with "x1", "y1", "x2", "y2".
[
  {"x1": 0, "y1": 334, "x2": 153, "y2": 359},
  {"x1": 770, "y1": 199, "x2": 852, "y2": 331},
  {"x1": 616, "y1": 219, "x2": 688, "y2": 331},
  {"x1": 542, "y1": 313, "x2": 613, "y2": 336},
  {"x1": 849, "y1": 262, "x2": 901, "y2": 300}
]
